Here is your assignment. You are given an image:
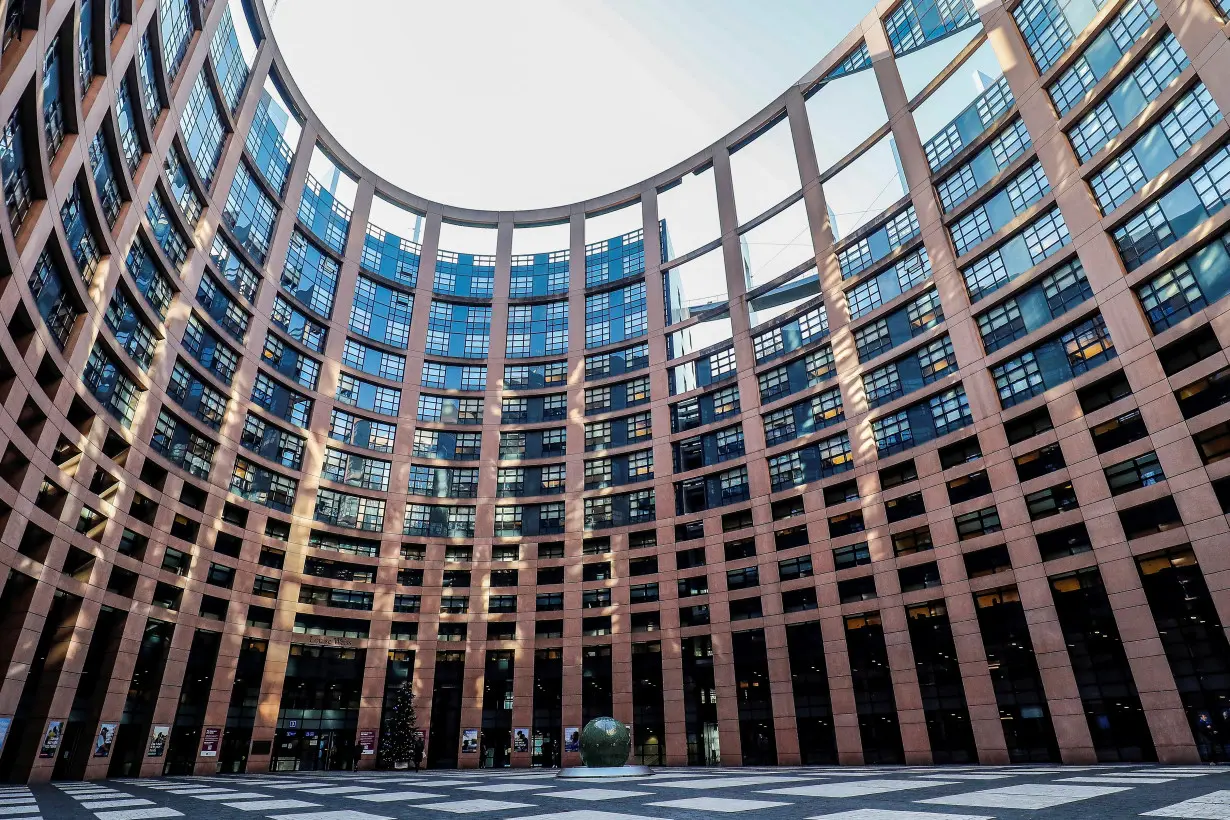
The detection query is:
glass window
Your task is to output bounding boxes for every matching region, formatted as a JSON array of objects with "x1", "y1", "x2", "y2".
[
  {"x1": 83, "y1": 343, "x2": 143, "y2": 427},
  {"x1": 223, "y1": 162, "x2": 278, "y2": 262},
  {"x1": 0, "y1": 104, "x2": 32, "y2": 232},
  {"x1": 145, "y1": 188, "x2": 188, "y2": 270},
  {"x1": 920, "y1": 65, "x2": 1013, "y2": 171},
  {"x1": 302, "y1": 149, "x2": 357, "y2": 230},
  {"x1": 426, "y1": 301, "x2": 491, "y2": 359},
  {"x1": 1013, "y1": 0, "x2": 1103, "y2": 73},
  {"x1": 511, "y1": 224, "x2": 569, "y2": 297},
  {"x1": 315, "y1": 488, "x2": 385, "y2": 531},
  {"x1": 349, "y1": 275, "x2": 413, "y2": 348},
  {"x1": 508, "y1": 300, "x2": 569, "y2": 358},
  {"x1": 1136, "y1": 257, "x2": 1207, "y2": 333},
  {"x1": 1047, "y1": 0, "x2": 1161, "y2": 115},
  {"x1": 157, "y1": 0, "x2": 192, "y2": 79},
  {"x1": 179, "y1": 74, "x2": 225, "y2": 186},
  {"x1": 363, "y1": 200, "x2": 423, "y2": 287},
  {"x1": 872, "y1": 410, "x2": 913, "y2": 456},
  {"x1": 586, "y1": 281, "x2": 647, "y2": 349},
  {"x1": 993, "y1": 351, "x2": 1045, "y2": 408},
  {"x1": 329, "y1": 409, "x2": 395, "y2": 453},
  {"x1": 586, "y1": 204, "x2": 645, "y2": 287},
  {"x1": 342, "y1": 338, "x2": 405, "y2": 381},
  {"x1": 335, "y1": 373, "x2": 401, "y2": 416},
  {"x1": 104, "y1": 285, "x2": 158, "y2": 370},
  {"x1": 245, "y1": 79, "x2": 300, "y2": 195},
  {"x1": 113, "y1": 77, "x2": 143, "y2": 173},
  {"x1": 1066, "y1": 33, "x2": 1187, "y2": 162},
  {"x1": 884, "y1": 0, "x2": 977, "y2": 56},
  {"x1": 209, "y1": 0, "x2": 258, "y2": 113}
]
